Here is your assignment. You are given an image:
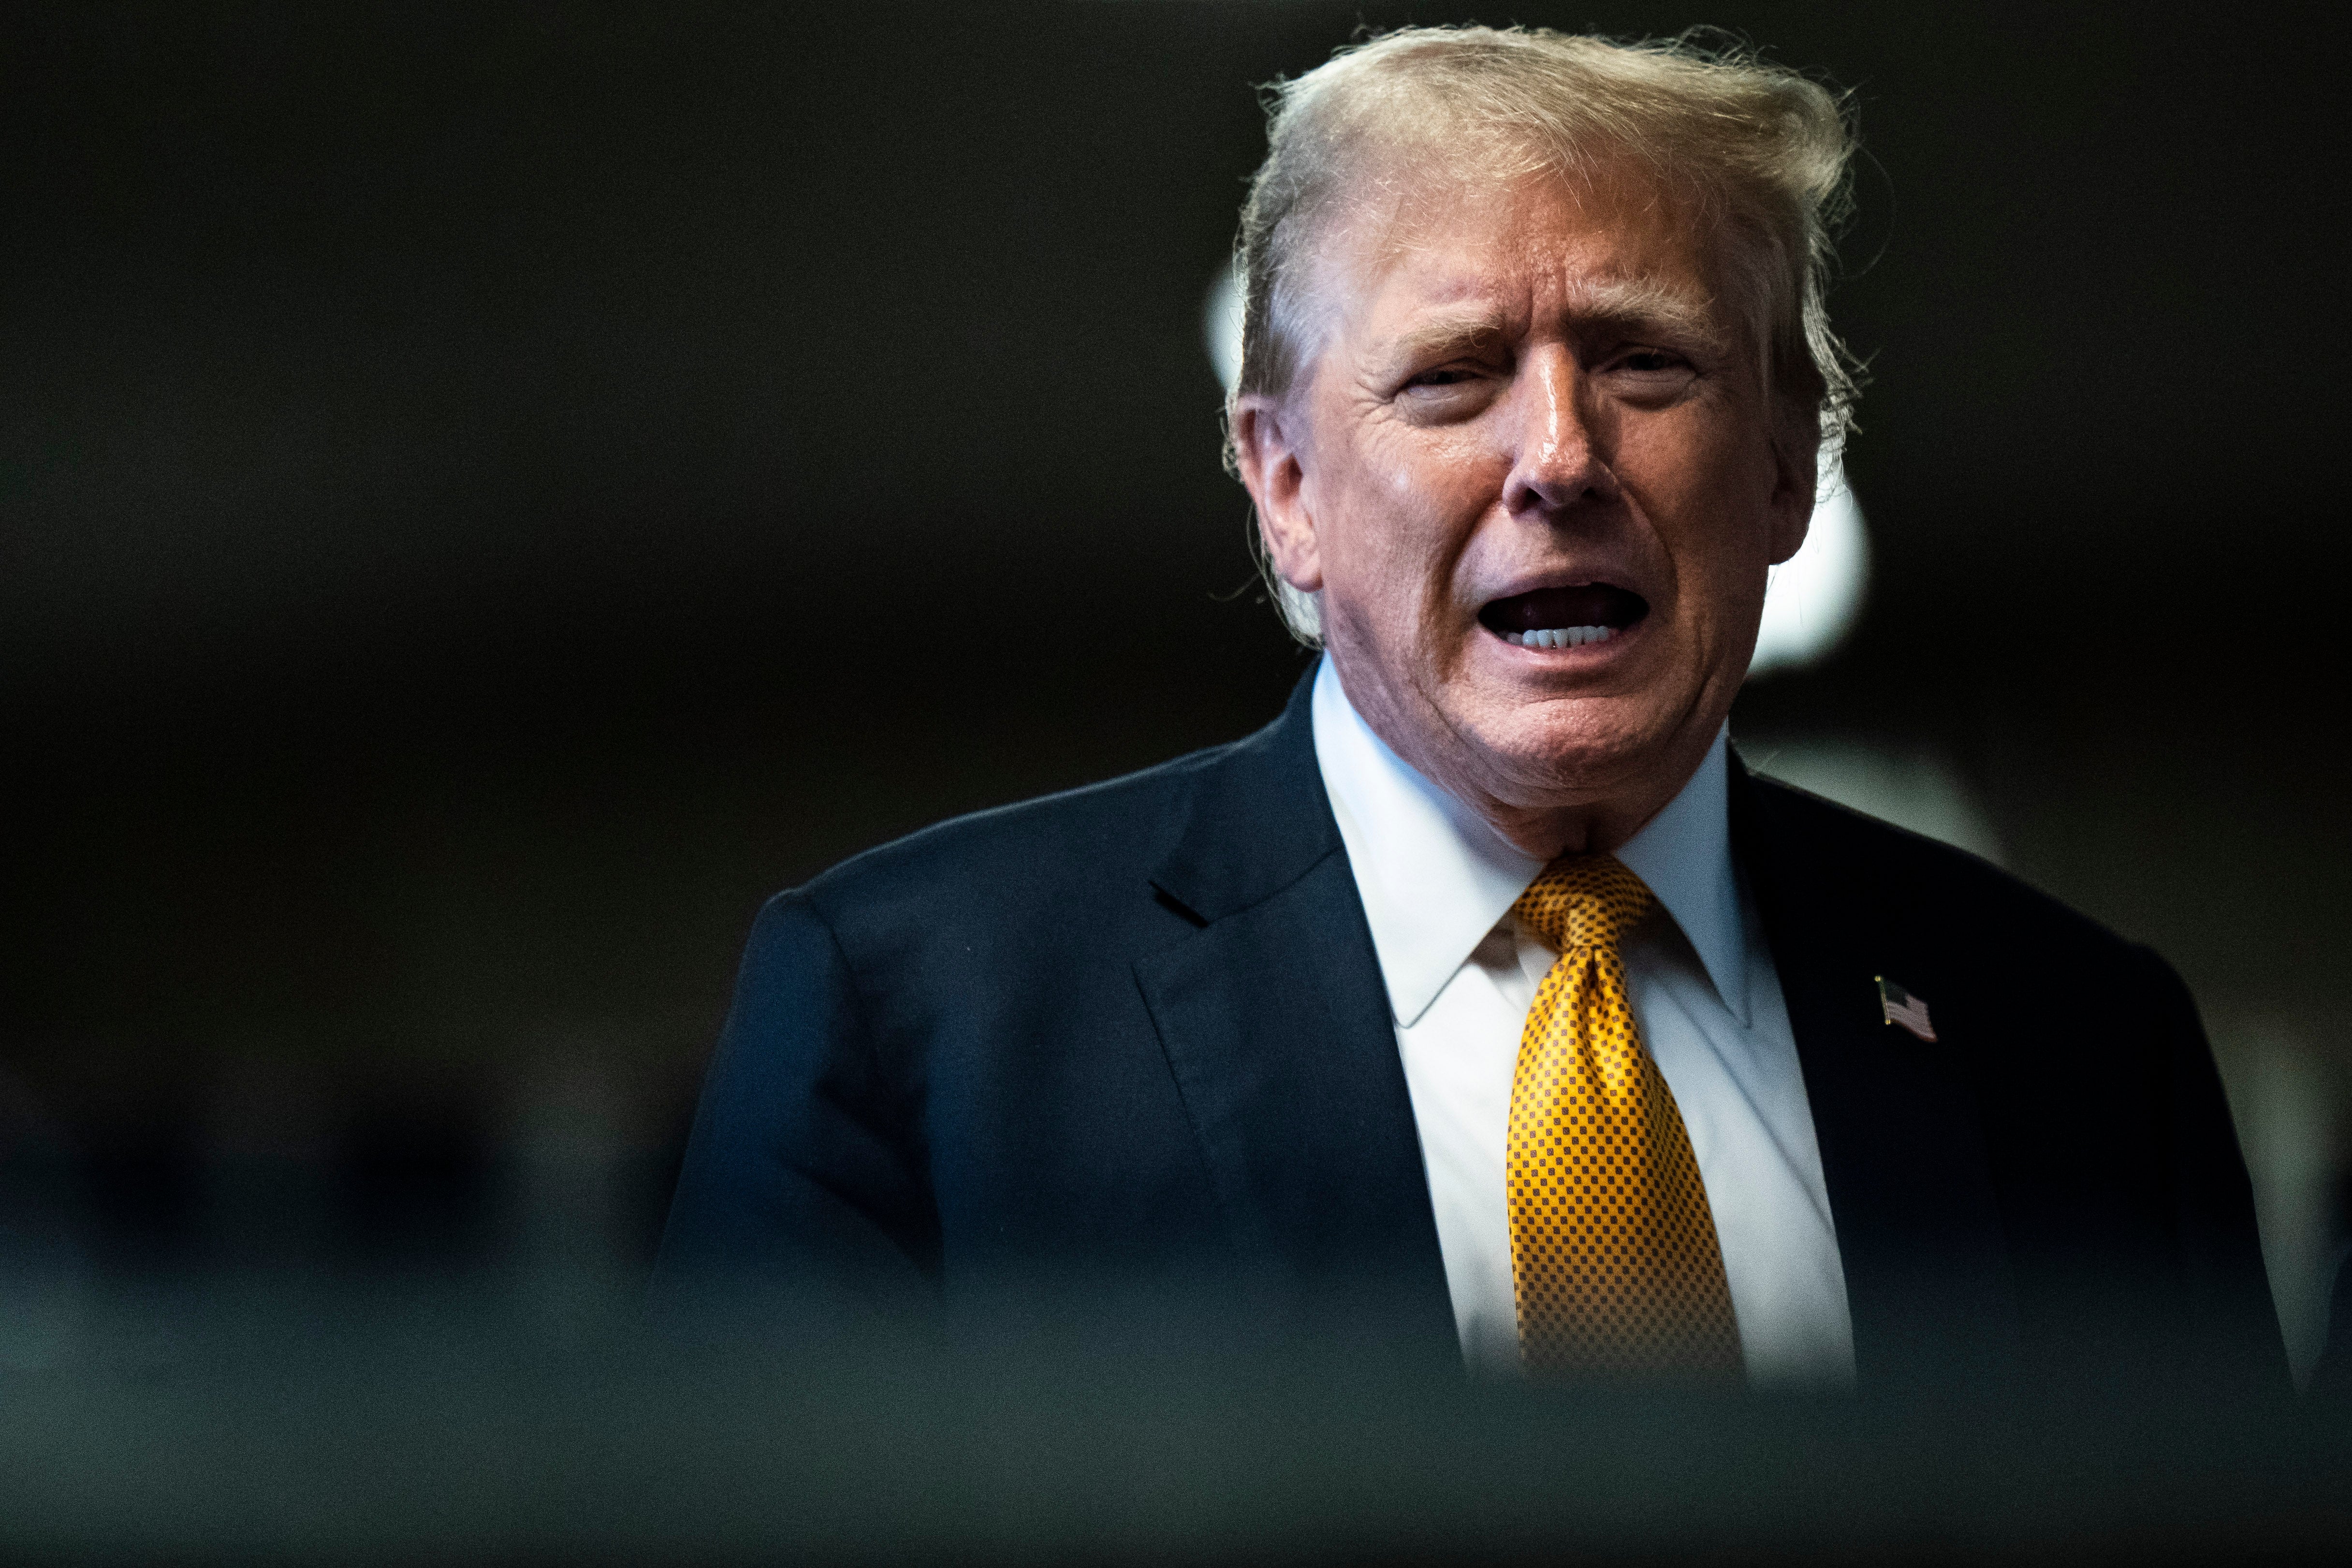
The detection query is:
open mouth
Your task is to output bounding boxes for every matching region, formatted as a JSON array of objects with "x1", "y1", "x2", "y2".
[{"x1": 1477, "y1": 583, "x2": 1650, "y2": 649}]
